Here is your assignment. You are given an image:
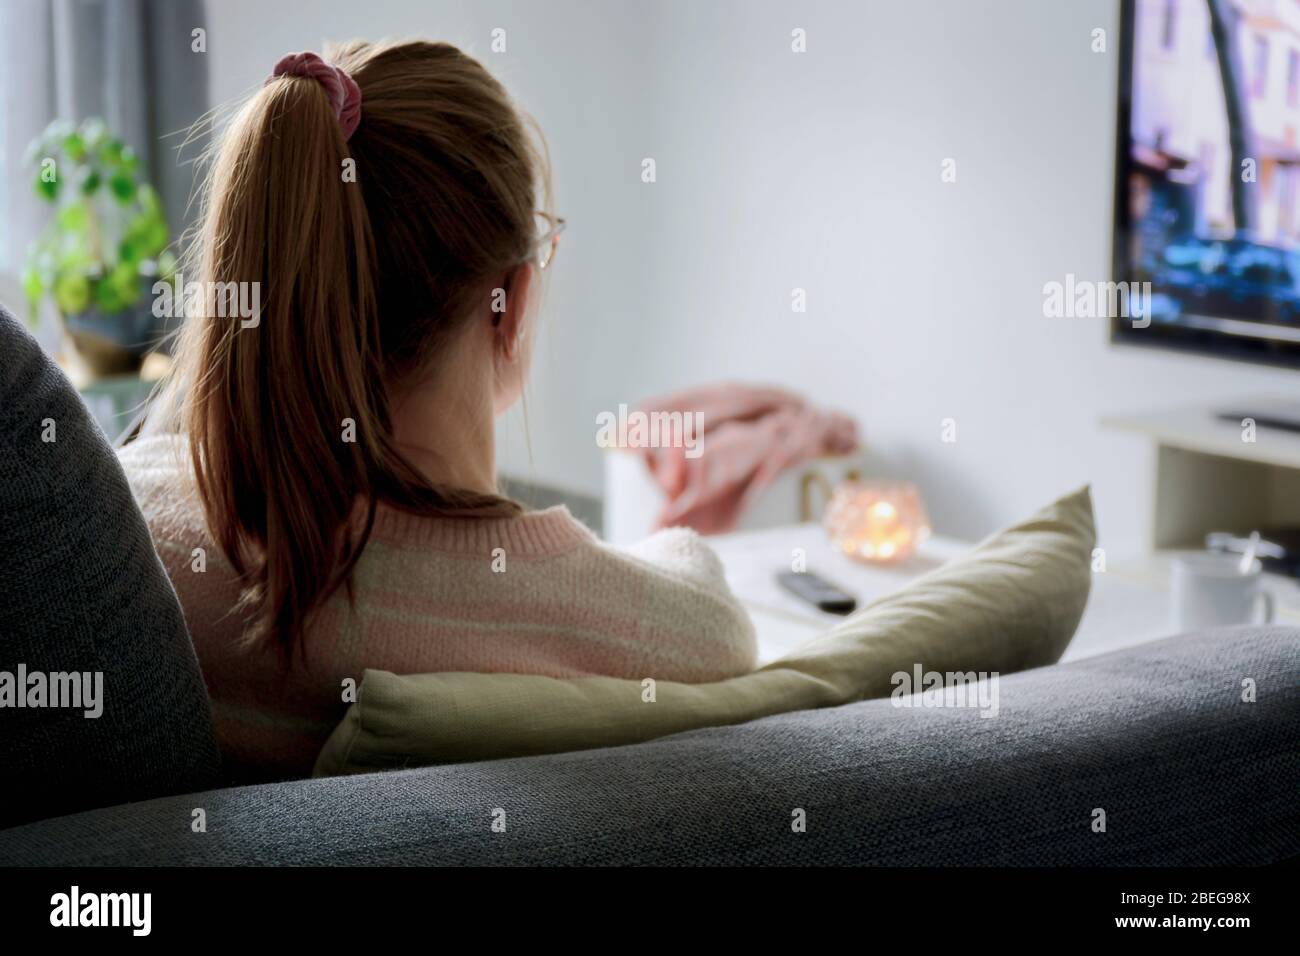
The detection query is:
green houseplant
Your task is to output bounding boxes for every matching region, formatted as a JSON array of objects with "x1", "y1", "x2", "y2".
[{"x1": 22, "y1": 117, "x2": 177, "y2": 376}]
